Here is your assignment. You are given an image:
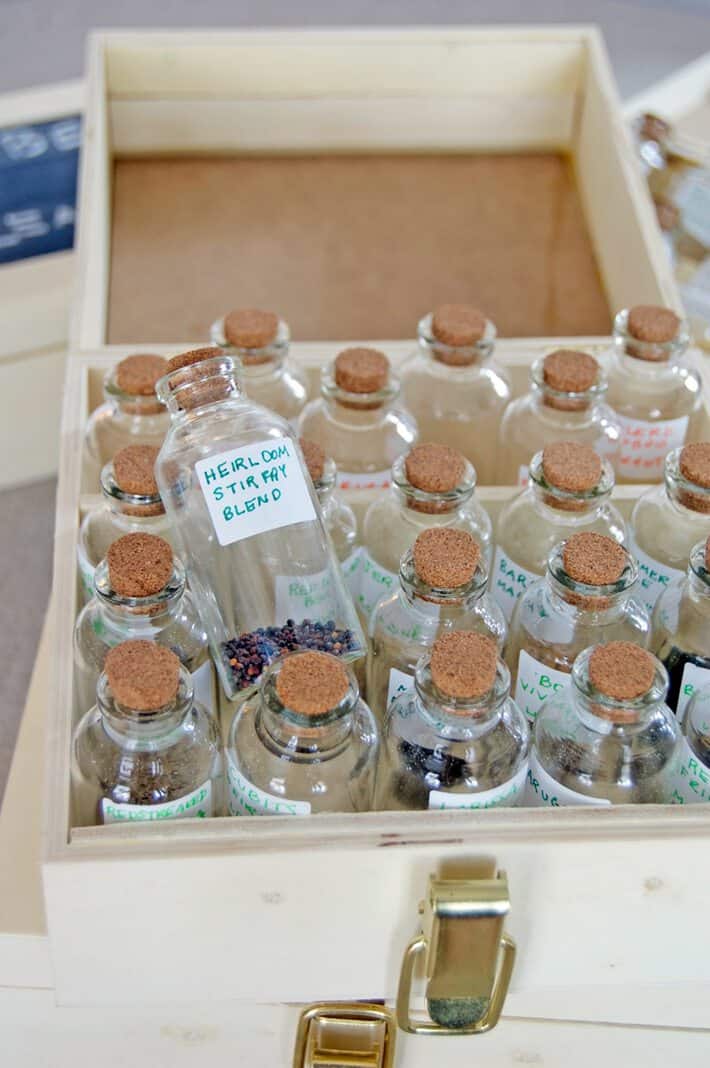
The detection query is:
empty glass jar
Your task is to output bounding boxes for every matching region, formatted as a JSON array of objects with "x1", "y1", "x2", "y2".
[
  {"x1": 669, "y1": 685, "x2": 710, "y2": 804},
  {"x1": 226, "y1": 650, "x2": 378, "y2": 815}
]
